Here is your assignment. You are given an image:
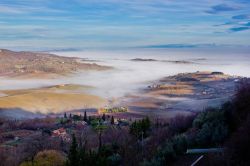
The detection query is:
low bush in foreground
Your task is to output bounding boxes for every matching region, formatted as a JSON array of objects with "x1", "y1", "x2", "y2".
[{"x1": 20, "y1": 150, "x2": 66, "y2": 166}]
